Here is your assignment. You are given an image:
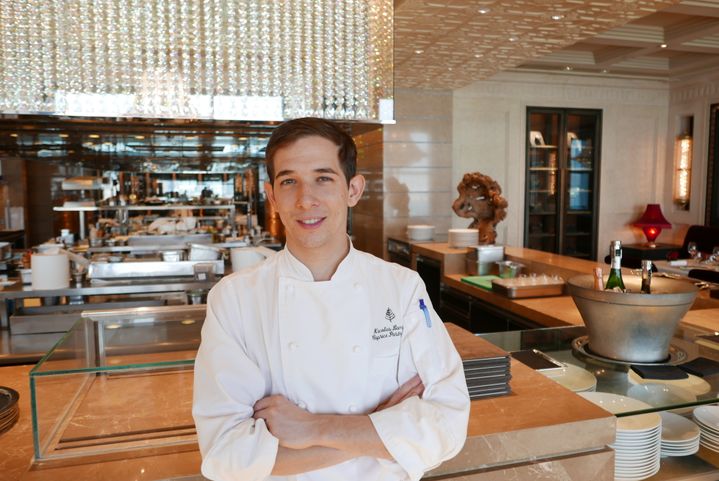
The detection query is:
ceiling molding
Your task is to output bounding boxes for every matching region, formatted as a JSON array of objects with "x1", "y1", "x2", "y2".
[{"x1": 394, "y1": 0, "x2": 719, "y2": 87}]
